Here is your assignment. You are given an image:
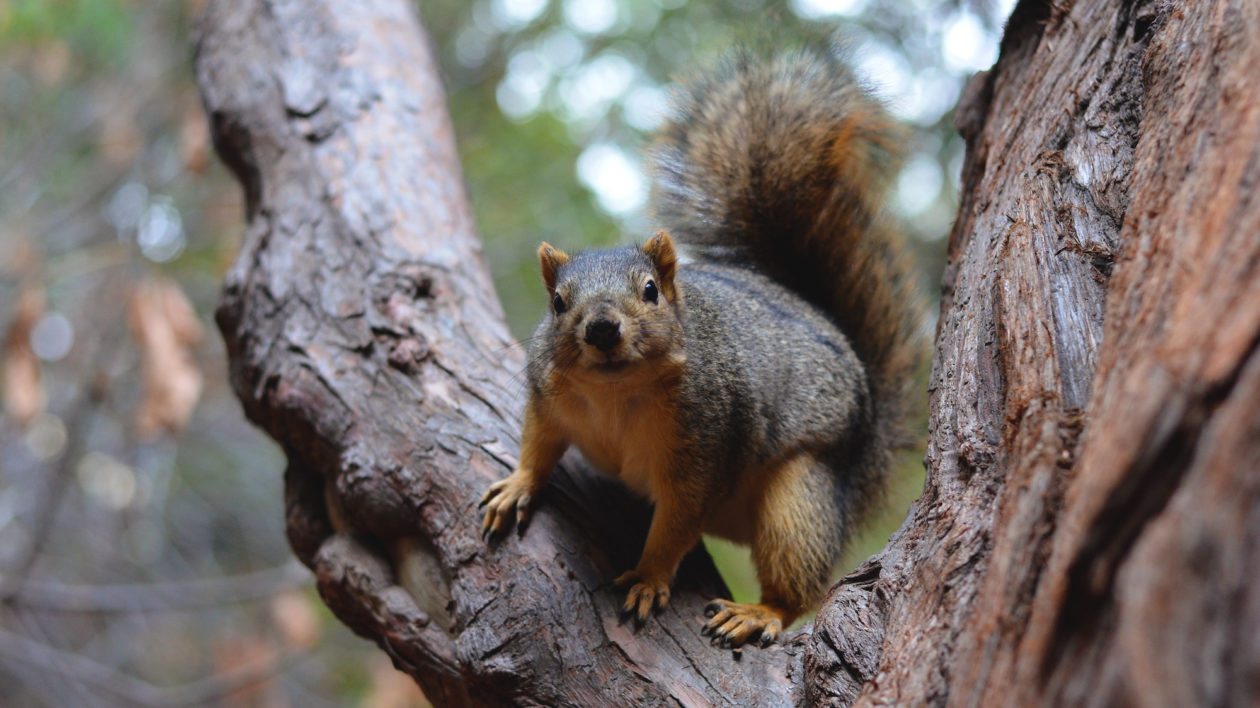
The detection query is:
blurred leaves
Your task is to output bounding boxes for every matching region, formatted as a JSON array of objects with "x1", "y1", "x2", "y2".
[
  {"x1": 0, "y1": 0, "x2": 398, "y2": 704},
  {"x1": 128, "y1": 277, "x2": 204, "y2": 437},
  {"x1": 3, "y1": 288, "x2": 45, "y2": 426},
  {"x1": 0, "y1": 0, "x2": 134, "y2": 63},
  {"x1": 270, "y1": 590, "x2": 322, "y2": 651}
]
